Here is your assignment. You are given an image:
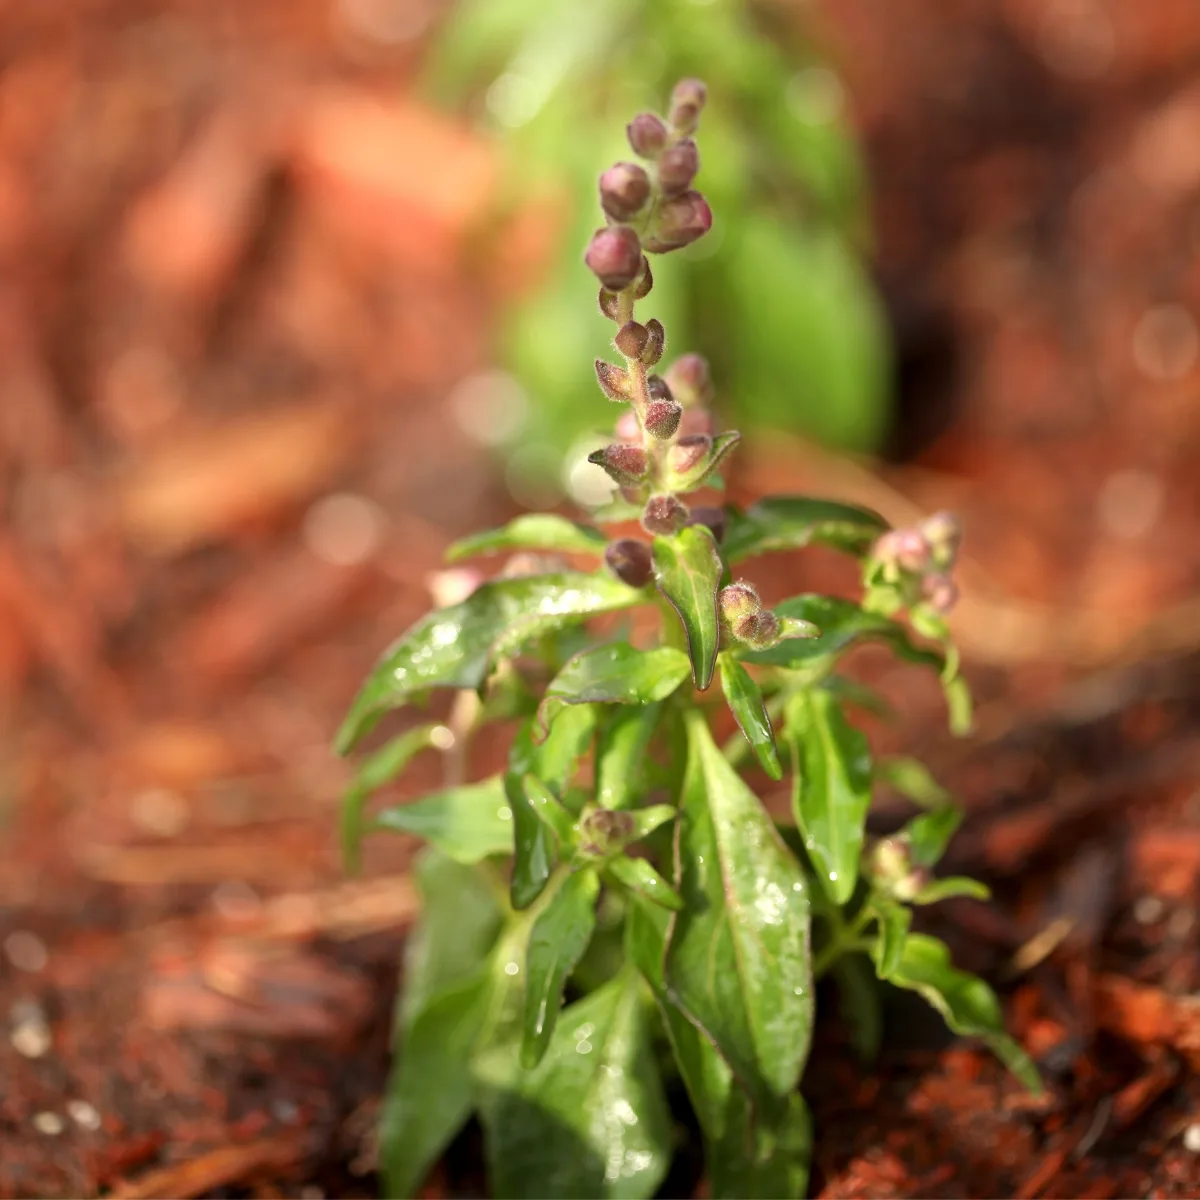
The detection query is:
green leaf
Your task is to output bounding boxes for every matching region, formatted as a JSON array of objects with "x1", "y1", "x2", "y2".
[
  {"x1": 883, "y1": 934, "x2": 1042, "y2": 1092},
  {"x1": 372, "y1": 776, "x2": 512, "y2": 863},
  {"x1": 477, "y1": 971, "x2": 673, "y2": 1199},
  {"x1": 667, "y1": 710, "x2": 813, "y2": 1105},
  {"x1": 708, "y1": 1091, "x2": 811, "y2": 1200},
  {"x1": 832, "y1": 953, "x2": 882, "y2": 1062},
  {"x1": 341, "y1": 723, "x2": 443, "y2": 873},
  {"x1": 521, "y1": 868, "x2": 600, "y2": 1068},
  {"x1": 624, "y1": 804, "x2": 677, "y2": 843},
  {"x1": 381, "y1": 969, "x2": 490, "y2": 1199},
  {"x1": 719, "y1": 654, "x2": 782, "y2": 780},
  {"x1": 783, "y1": 689, "x2": 873, "y2": 905},
  {"x1": 904, "y1": 806, "x2": 963, "y2": 867},
  {"x1": 595, "y1": 703, "x2": 664, "y2": 810},
  {"x1": 446, "y1": 514, "x2": 607, "y2": 562},
  {"x1": 335, "y1": 572, "x2": 643, "y2": 752},
  {"x1": 723, "y1": 496, "x2": 887, "y2": 563},
  {"x1": 652, "y1": 526, "x2": 723, "y2": 691},
  {"x1": 605, "y1": 855, "x2": 682, "y2": 910},
  {"x1": 875, "y1": 756, "x2": 951, "y2": 808},
  {"x1": 399, "y1": 849, "x2": 502, "y2": 1032},
  {"x1": 521, "y1": 773, "x2": 577, "y2": 849},
  {"x1": 872, "y1": 900, "x2": 911, "y2": 980},
  {"x1": 911, "y1": 876, "x2": 990, "y2": 906},
  {"x1": 536, "y1": 643, "x2": 690, "y2": 740}
]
